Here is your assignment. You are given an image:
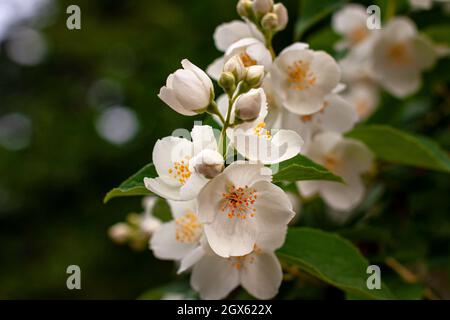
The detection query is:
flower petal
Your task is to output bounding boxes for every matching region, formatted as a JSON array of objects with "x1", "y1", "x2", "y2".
[
  {"x1": 206, "y1": 56, "x2": 225, "y2": 81},
  {"x1": 321, "y1": 175, "x2": 365, "y2": 211},
  {"x1": 158, "y1": 86, "x2": 197, "y2": 116},
  {"x1": 150, "y1": 221, "x2": 197, "y2": 260},
  {"x1": 213, "y1": 20, "x2": 256, "y2": 52},
  {"x1": 144, "y1": 177, "x2": 182, "y2": 200},
  {"x1": 191, "y1": 125, "x2": 218, "y2": 153},
  {"x1": 241, "y1": 251, "x2": 282, "y2": 300},
  {"x1": 178, "y1": 245, "x2": 205, "y2": 274},
  {"x1": 167, "y1": 199, "x2": 198, "y2": 219},
  {"x1": 191, "y1": 254, "x2": 239, "y2": 299}
]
